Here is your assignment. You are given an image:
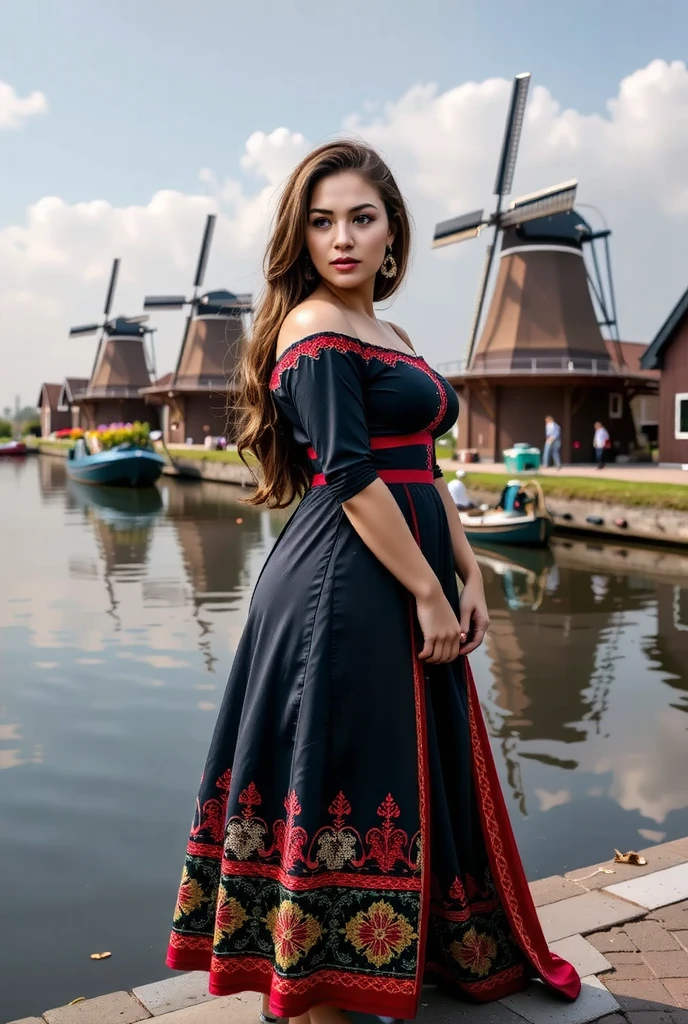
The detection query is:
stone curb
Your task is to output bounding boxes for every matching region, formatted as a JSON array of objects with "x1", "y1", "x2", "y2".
[{"x1": 11, "y1": 838, "x2": 688, "y2": 1024}]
